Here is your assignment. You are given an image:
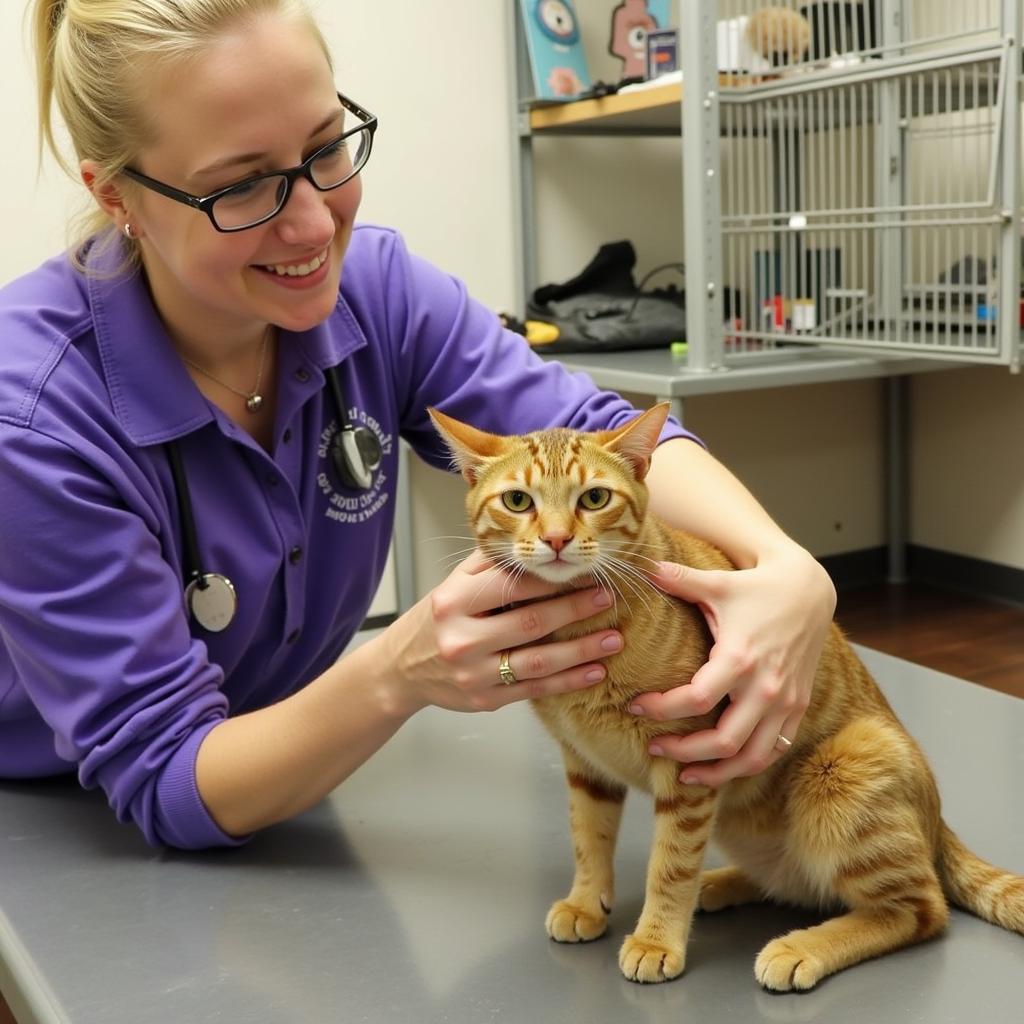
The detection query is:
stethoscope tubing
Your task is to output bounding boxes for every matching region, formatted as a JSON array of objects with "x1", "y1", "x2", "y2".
[
  {"x1": 167, "y1": 364, "x2": 381, "y2": 630},
  {"x1": 165, "y1": 438, "x2": 208, "y2": 594}
]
